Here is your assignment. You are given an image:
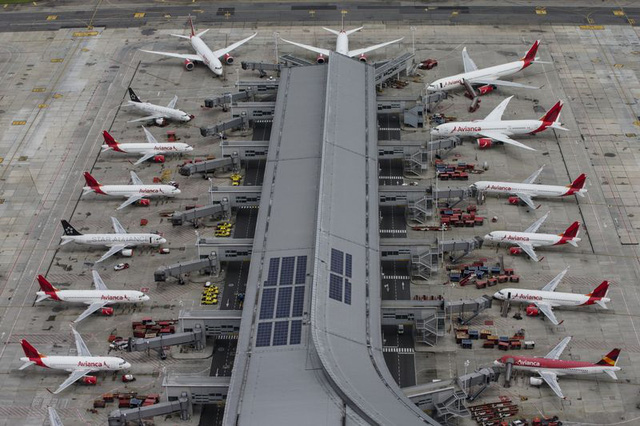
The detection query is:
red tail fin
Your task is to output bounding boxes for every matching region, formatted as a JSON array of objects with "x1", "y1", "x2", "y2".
[
  {"x1": 37, "y1": 275, "x2": 58, "y2": 292},
  {"x1": 570, "y1": 174, "x2": 586, "y2": 190},
  {"x1": 188, "y1": 15, "x2": 195, "y2": 37},
  {"x1": 588, "y1": 281, "x2": 609, "y2": 298},
  {"x1": 83, "y1": 172, "x2": 105, "y2": 194},
  {"x1": 562, "y1": 221, "x2": 580, "y2": 239},
  {"x1": 21, "y1": 339, "x2": 43, "y2": 359},
  {"x1": 521, "y1": 40, "x2": 540, "y2": 63},
  {"x1": 540, "y1": 101, "x2": 563, "y2": 123},
  {"x1": 103, "y1": 131, "x2": 117, "y2": 147},
  {"x1": 596, "y1": 348, "x2": 620, "y2": 366}
]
